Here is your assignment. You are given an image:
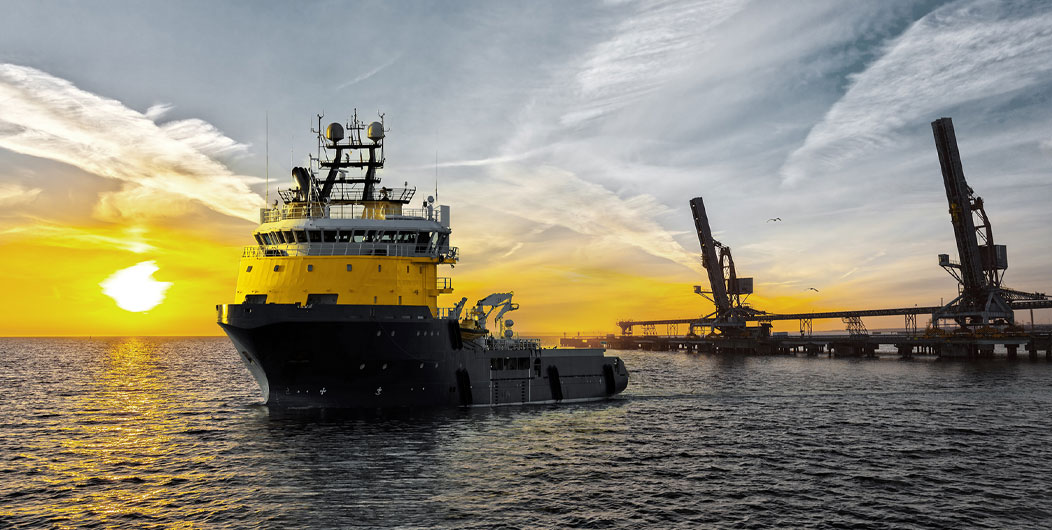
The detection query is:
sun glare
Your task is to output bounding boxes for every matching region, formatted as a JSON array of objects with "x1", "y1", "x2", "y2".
[{"x1": 100, "y1": 261, "x2": 173, "y2": 312}]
